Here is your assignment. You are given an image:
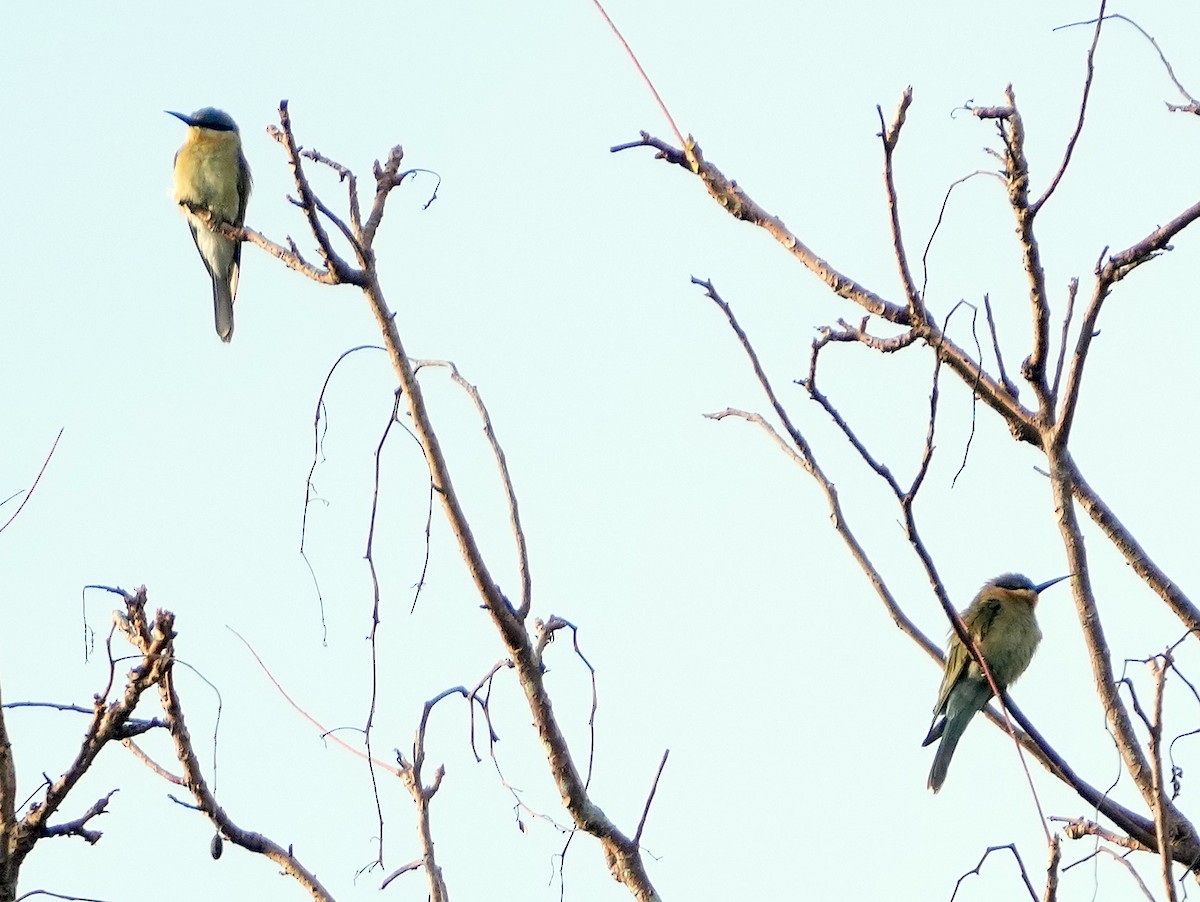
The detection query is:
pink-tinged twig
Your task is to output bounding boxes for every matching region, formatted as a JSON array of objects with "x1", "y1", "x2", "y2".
[{"x1": 590, "y1": 0, "x2": 686, "y2": 152}]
